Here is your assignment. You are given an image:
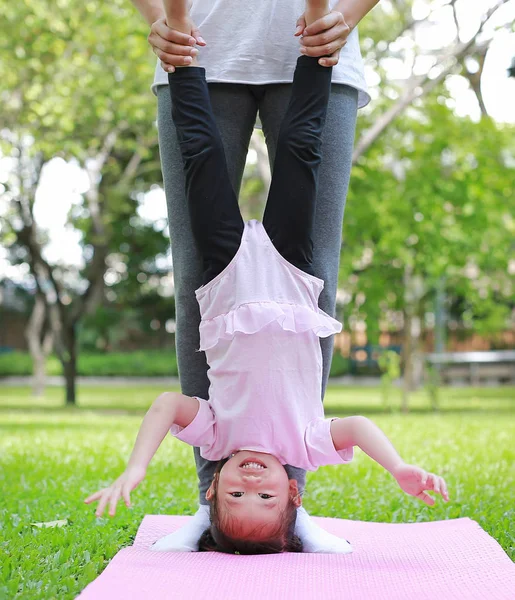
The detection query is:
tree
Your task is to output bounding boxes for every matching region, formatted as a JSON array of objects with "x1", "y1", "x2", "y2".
[
  {"x1": 352, "y1": 0, "x2": 514, "y2": 161},
  {"x1": 341, "y1": 97, "x2": 514, "y2": 409},
  {"x1": 0, "y1": 0, "x2": 165, "y2": 403}
]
